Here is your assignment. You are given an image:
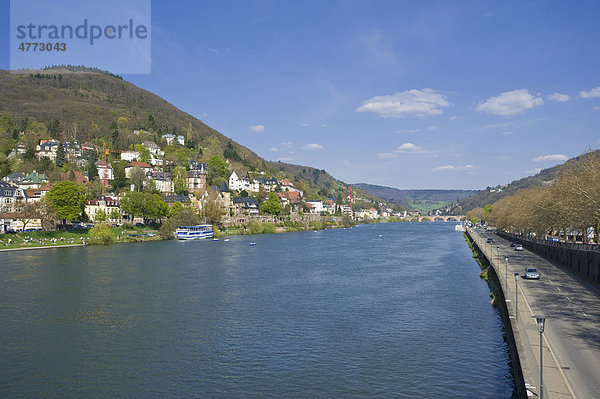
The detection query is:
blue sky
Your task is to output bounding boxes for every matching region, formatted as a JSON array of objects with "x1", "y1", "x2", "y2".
[{"x1": 2, "y1": 1, "x2": 600, "y2": 190}]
